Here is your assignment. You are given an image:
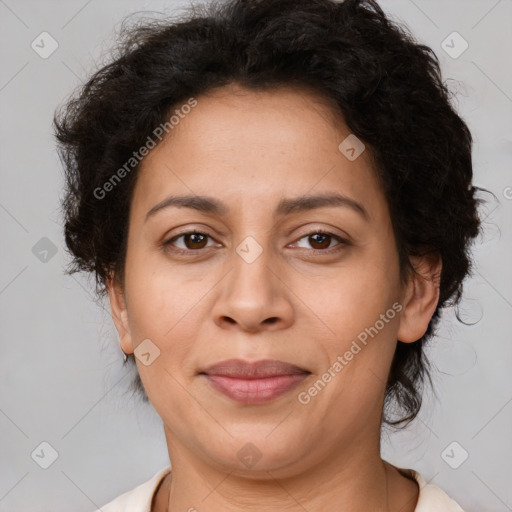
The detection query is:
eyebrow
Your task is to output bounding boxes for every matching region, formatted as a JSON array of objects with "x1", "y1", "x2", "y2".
[{"x1": 145, "y1": 192, "x2": 369, "y2": 222}]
